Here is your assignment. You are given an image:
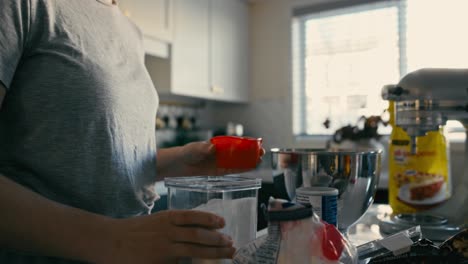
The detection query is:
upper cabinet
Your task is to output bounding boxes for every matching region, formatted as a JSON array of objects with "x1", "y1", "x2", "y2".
[
  {"x1": 145, "y1": 0, "x2": 250, "y2": 102},
  {"x1": 210, "y1": 0, "x2": 249, "y2": 102},
  {"x1": 118, "y1": 0, "x2": 173, "y2": 57},
  {"x1": 171, "y1": 0, "x2": 212, "y2": 99}
]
